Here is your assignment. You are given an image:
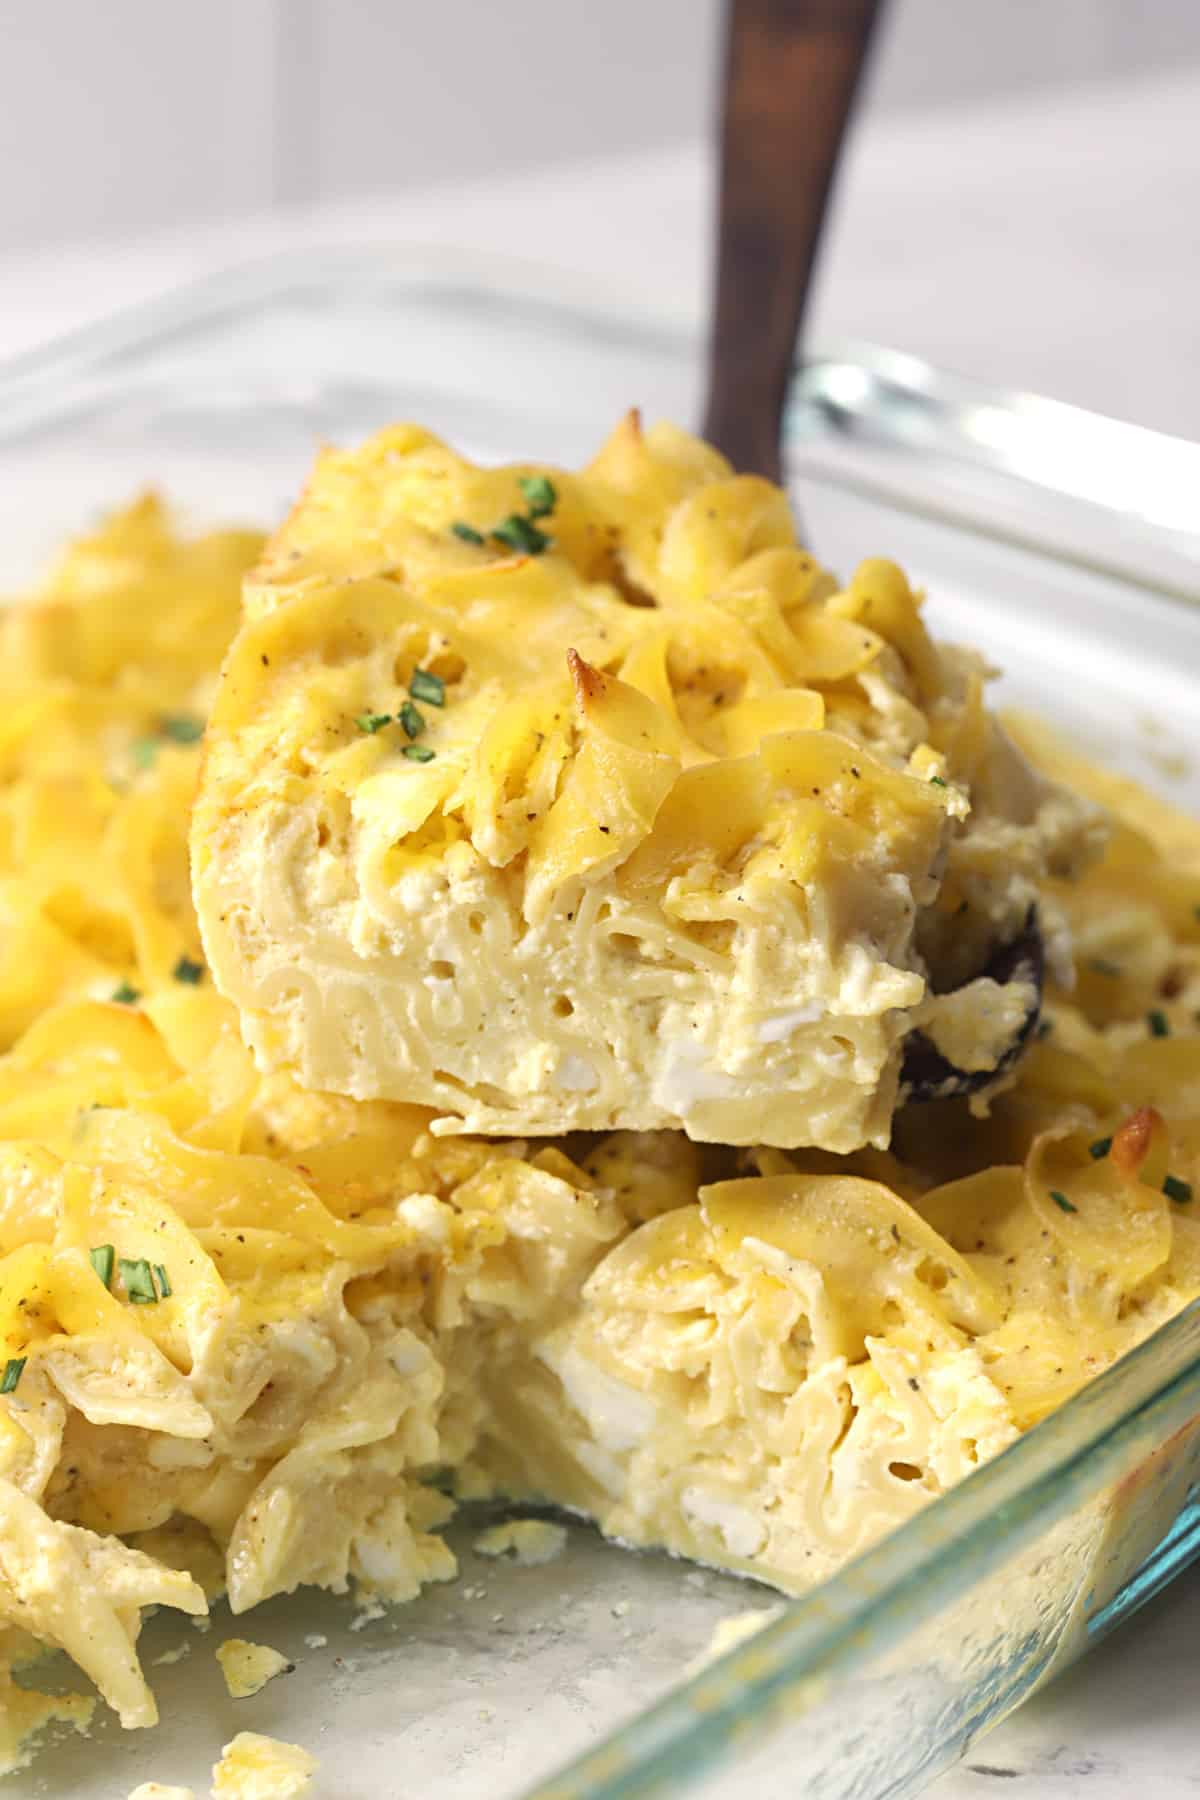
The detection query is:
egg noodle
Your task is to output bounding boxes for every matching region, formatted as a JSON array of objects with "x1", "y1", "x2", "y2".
[{"x1": 2, "y1": 433, "x2": 1200, "y2": 1773}]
